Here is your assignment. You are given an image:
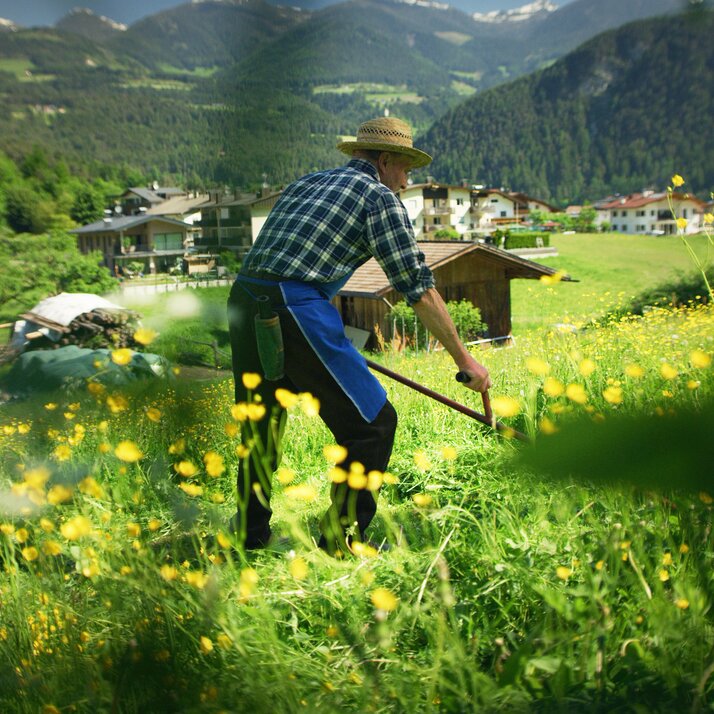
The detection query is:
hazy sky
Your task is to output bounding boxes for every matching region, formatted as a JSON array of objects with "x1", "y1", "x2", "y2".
[{"x1": 0, "y1": 0, "x2": 574, "y2": 27}]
